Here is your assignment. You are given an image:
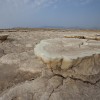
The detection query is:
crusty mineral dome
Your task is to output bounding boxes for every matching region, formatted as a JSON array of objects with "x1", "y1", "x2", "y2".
[{"x1": 34, "y1": 38, "x2": 100, "y2": 78}]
